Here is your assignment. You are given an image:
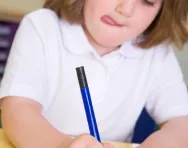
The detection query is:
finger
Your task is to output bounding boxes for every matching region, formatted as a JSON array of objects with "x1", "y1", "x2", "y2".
[
  {"x1": 79, "y1": 134, "x2": 102, "y2": 148},
  {"x1": 69, "y1": 134, "x2": 102, "y2": 148},
  {"x1": 102, "y1": 142, "x2": 115, "y2": 148}
]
